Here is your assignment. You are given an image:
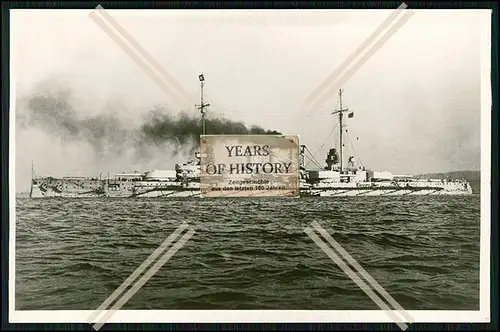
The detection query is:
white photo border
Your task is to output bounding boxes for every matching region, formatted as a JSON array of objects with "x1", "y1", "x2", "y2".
[{"x1": 8, "y1": 8, "x2": 492, "y2": 324}]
